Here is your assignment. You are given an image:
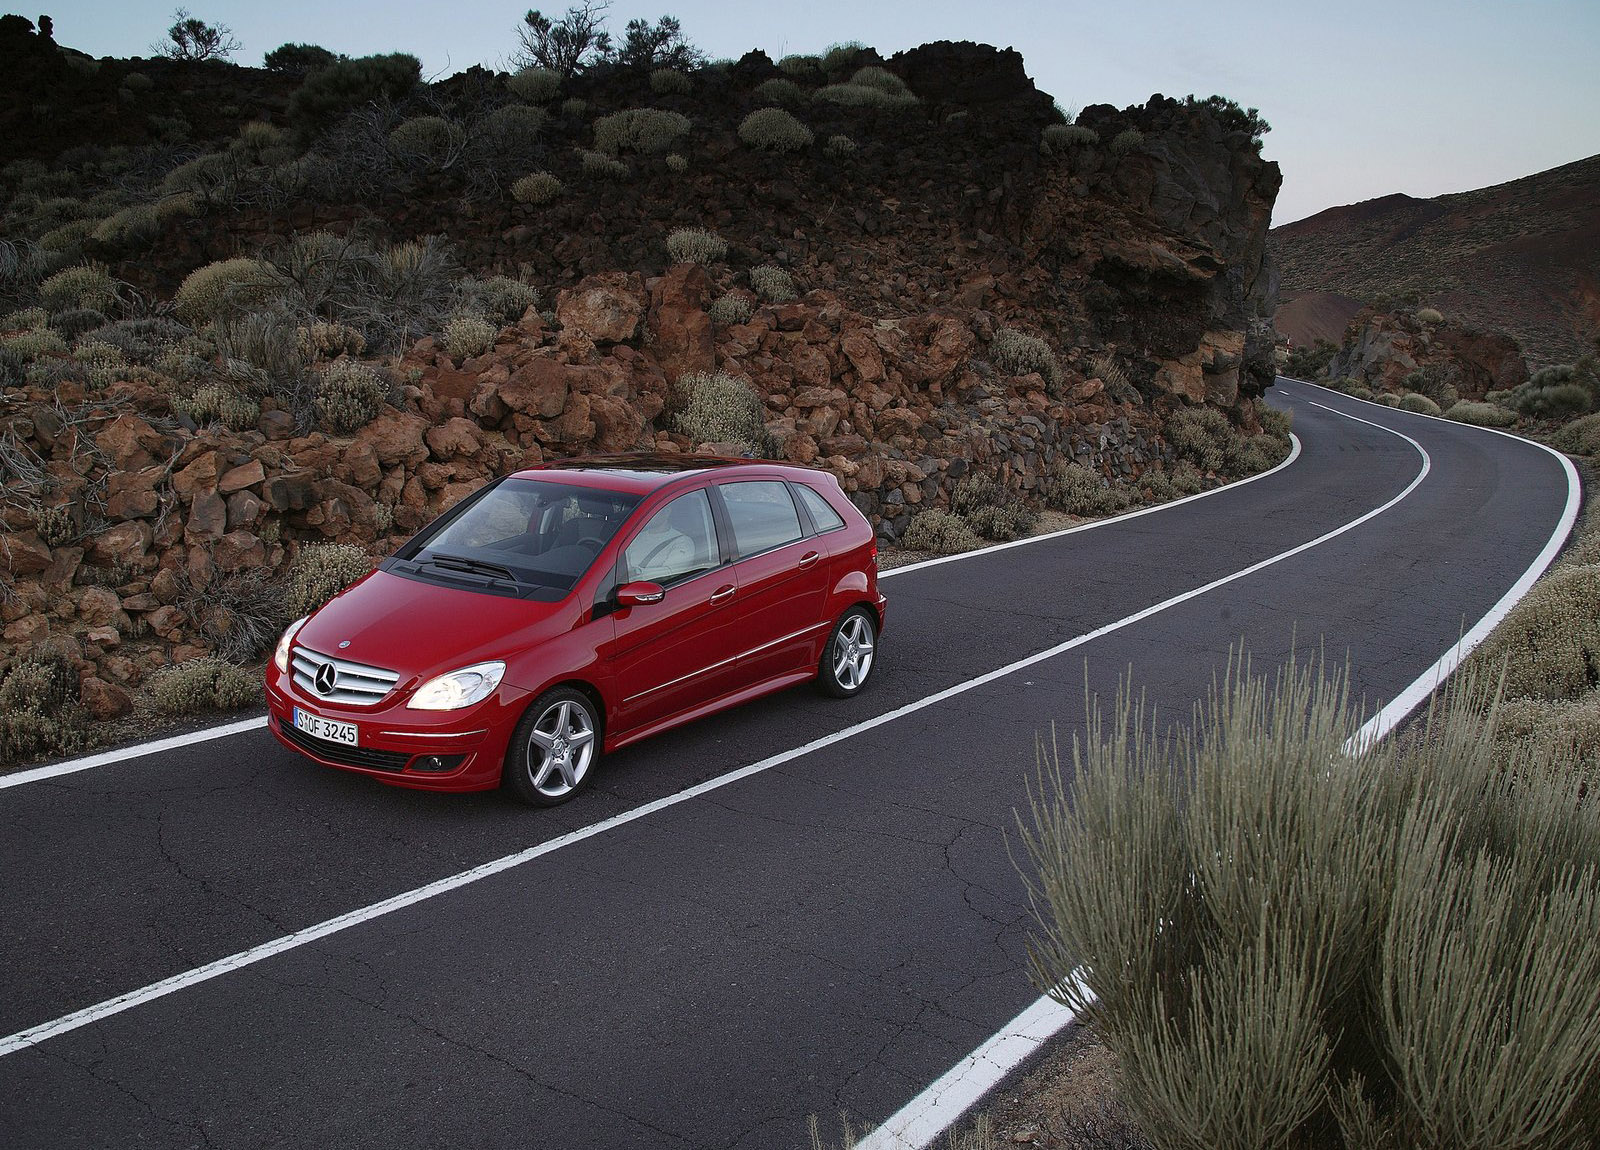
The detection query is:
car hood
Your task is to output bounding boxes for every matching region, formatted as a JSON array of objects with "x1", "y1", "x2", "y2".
[{"x1": 295, "y1": 569, "x2": 570, "y2": 682}]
